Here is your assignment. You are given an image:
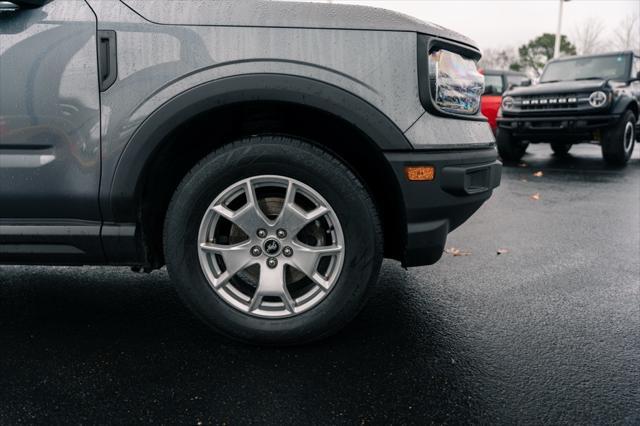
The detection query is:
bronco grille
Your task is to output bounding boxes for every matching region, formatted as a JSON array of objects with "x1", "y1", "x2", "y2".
[{"x1": 513, "y1": 93, "x2": 590, "y2": 111}]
